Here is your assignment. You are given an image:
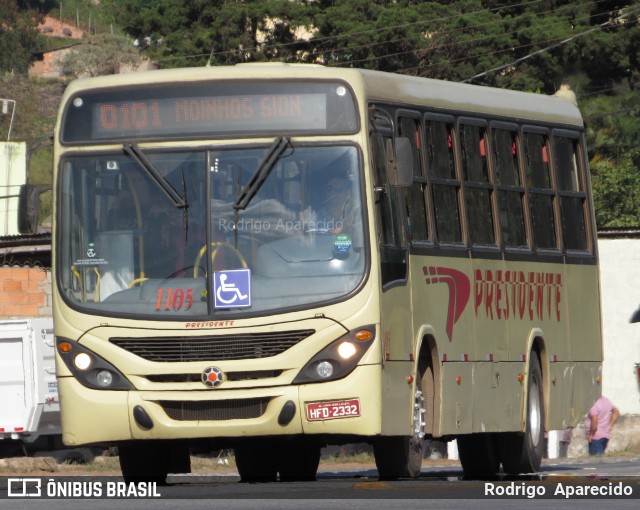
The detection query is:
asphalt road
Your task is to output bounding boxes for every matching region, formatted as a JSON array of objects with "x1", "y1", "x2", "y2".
[{"x1": 1, "y1": 455, "x2": 639, "y2": 510}]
